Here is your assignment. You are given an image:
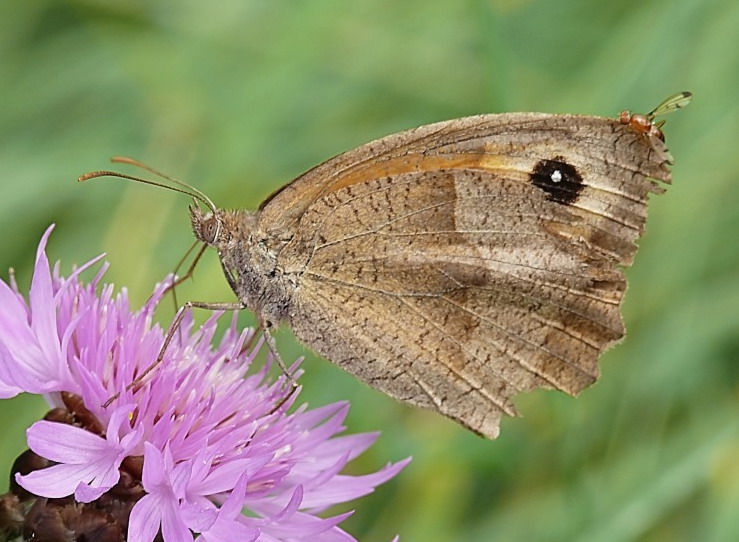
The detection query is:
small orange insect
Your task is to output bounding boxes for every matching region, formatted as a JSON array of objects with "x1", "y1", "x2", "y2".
[{"x1": 619, "y1": 91, "x2": 692, "y2": 141}]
